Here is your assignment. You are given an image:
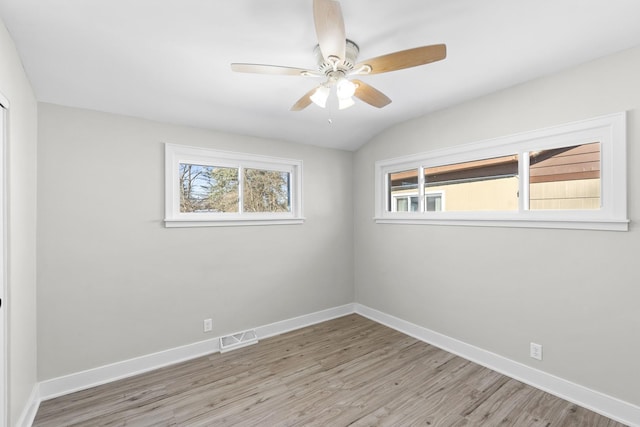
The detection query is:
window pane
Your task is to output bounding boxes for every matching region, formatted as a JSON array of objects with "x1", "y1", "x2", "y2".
[
  {"x1": 410, "y1": 196, "x2": 419, "y2": 212},
  {"x1": 424, "y1": 155, "x2": 519, "y2": 211},
  {"x1": 179, "y1": 163, "x2": 239, "y2": 213},
  {"x1": 529, "y1": 142, "x2": 600, "y2": 210},
  {"x1": 393, "y1": 196, "x2": 419, "y2": 212},
  {"x1": 243, "y1": 168, "x2": 291, "y2": 213},
  {"x1": 426, "y1": 193, "x2": 443, "y2": 212},
  {"x1": 388, "y1": 169, "x2": 418, "y2": 212},
  {"x1": 396, "y1": 197, "x2": 408, "y2": 212}
]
